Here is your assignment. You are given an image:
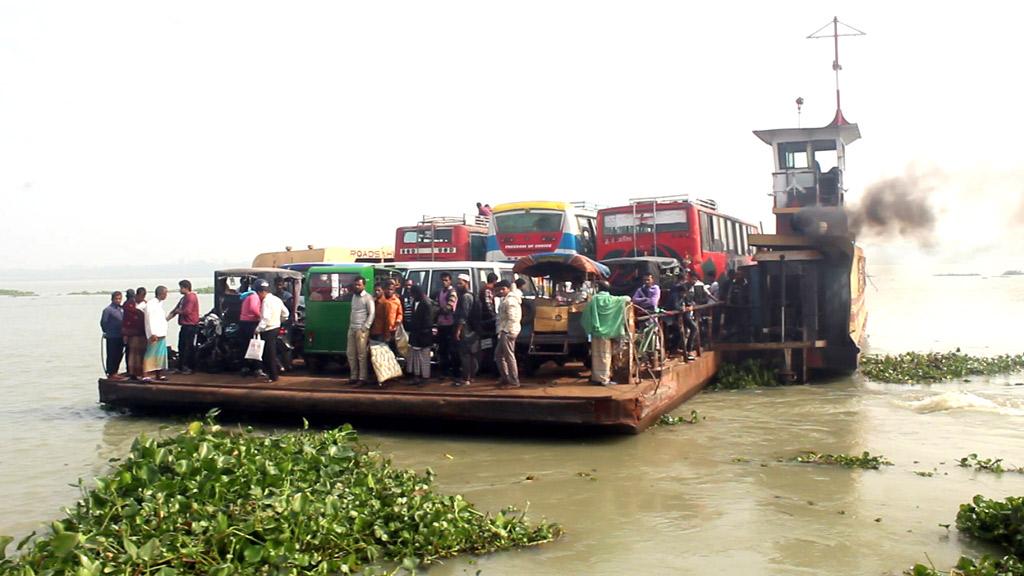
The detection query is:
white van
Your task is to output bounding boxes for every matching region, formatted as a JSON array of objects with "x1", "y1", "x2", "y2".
[{"x1": 387, "y1": 261, "x2": 536, "y2": 300}]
